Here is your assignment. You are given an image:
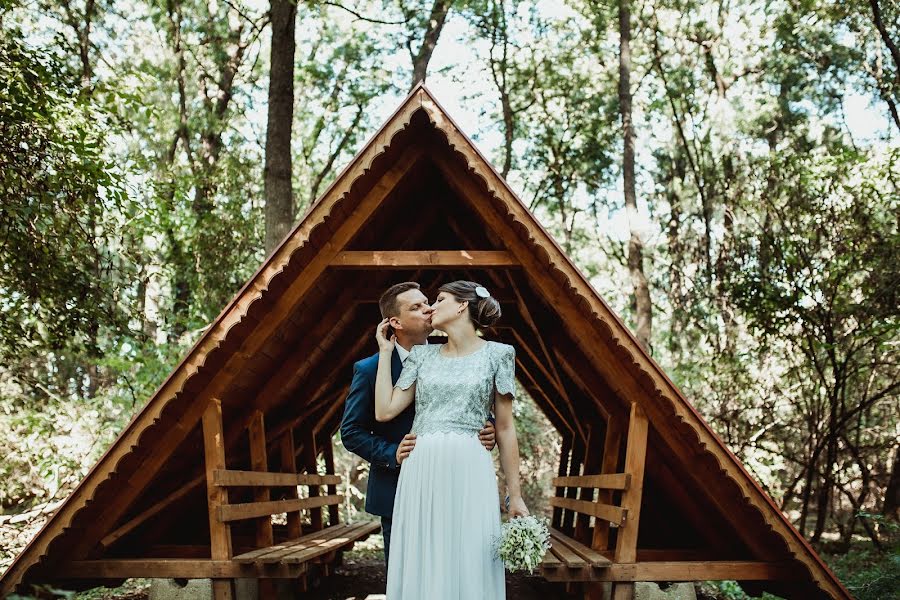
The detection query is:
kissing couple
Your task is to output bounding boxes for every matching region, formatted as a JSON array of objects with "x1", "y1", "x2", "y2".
[{"x1": 341, "y1": 280, "x2": 528, "y2": 599}]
